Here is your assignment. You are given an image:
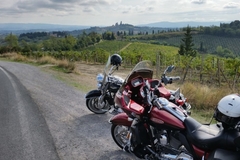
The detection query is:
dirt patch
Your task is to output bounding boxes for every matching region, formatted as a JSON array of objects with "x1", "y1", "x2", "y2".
[
  {"x1": 75, "y1": 62, "x2": 131, "y2": 90},
  {"x1": 43, "y1": 62, "x2": 131, "y2": 92},
  {"x1": 75, "y1": 63, "x2": 105, "y2": 90}
]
